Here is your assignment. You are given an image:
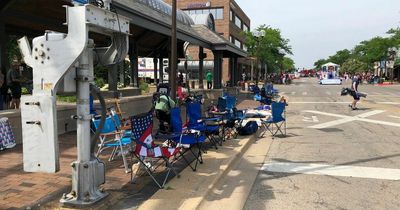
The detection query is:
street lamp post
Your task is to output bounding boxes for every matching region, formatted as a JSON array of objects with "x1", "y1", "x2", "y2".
[{"x1": 252, "y1": 30, "x2": 265, "y2": 86}]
